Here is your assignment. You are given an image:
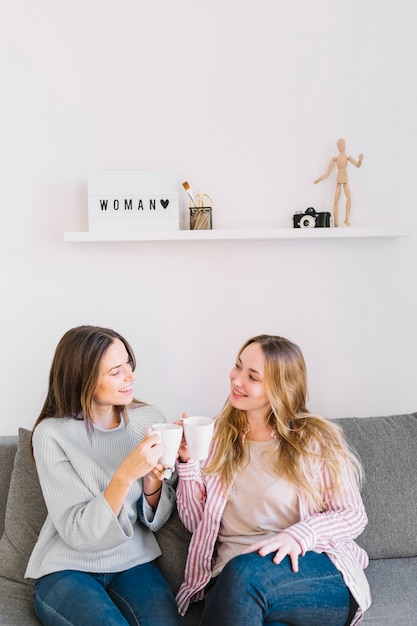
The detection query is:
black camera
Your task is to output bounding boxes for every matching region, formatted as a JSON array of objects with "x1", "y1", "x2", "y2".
[{"x1": 293, "y1": 207, "x2": 331, "y2": 228}]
